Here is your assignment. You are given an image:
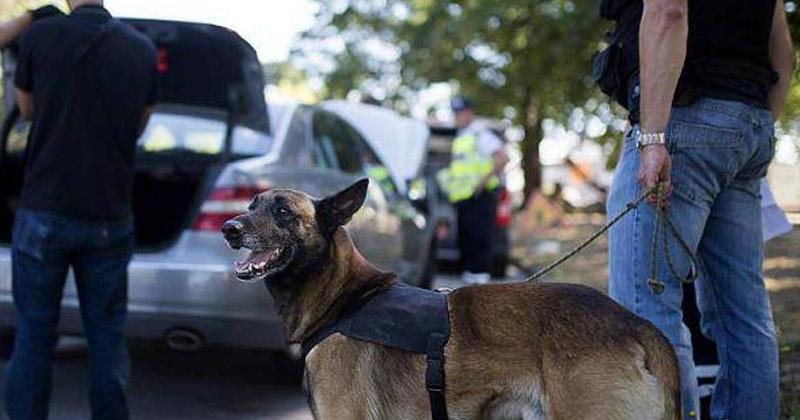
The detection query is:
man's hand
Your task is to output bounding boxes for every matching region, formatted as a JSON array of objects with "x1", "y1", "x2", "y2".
[{"x1": 637, "y1": 145, "x2": 672, "y2": 205}]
